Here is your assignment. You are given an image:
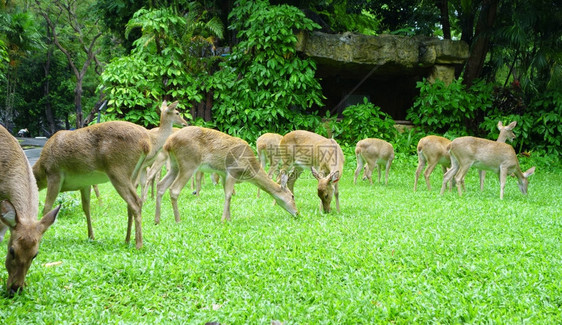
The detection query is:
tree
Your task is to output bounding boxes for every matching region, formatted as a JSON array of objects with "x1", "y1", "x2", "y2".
[
  {"x1": 208, "y1": 0, "x2": 324, "y2": 141},
  {"x1": 33, "y1": 0, "x2": 103, "y2": 128},
  {"x1": 100, "y1": 4, "x2": 223, "y2": 126},
  {"x1": 0, "y1": 9, "x2": 43, "y2": 132}
]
